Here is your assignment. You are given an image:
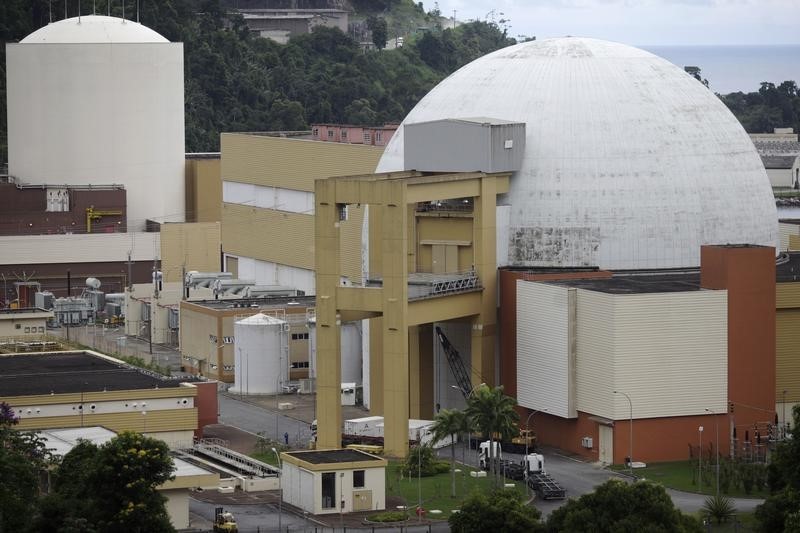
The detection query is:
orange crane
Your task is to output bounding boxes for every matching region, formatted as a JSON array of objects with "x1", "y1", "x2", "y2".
[{"x1": 85, "y1": 206, "x2": 122, "y2": 233}]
